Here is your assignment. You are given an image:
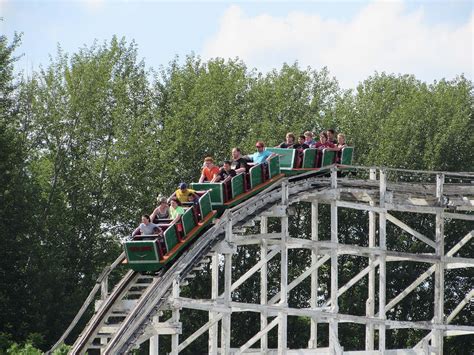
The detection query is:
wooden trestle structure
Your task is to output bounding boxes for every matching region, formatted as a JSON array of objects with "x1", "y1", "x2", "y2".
[{"x1": 52, "y1": 166, "x2": 473, "y2": 354}]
